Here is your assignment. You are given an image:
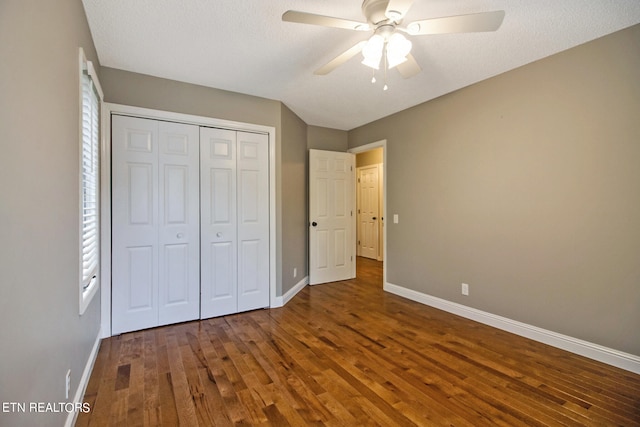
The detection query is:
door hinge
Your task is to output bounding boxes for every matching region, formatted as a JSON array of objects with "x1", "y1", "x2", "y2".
[{"x1": 351, "y1": 256, "x2": 353, "y2": 262}]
